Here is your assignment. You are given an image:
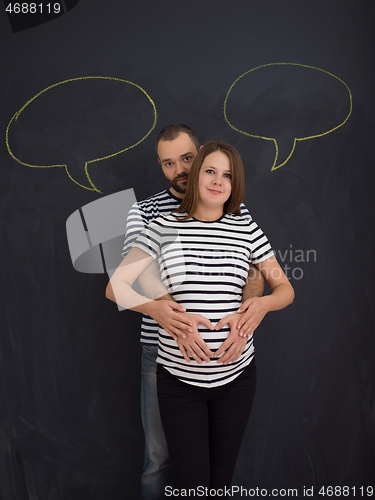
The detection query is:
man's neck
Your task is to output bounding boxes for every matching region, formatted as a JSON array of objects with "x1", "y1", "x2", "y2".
[{"x1": 169, "y1": 187, "x2": 185, "y2": 199}]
